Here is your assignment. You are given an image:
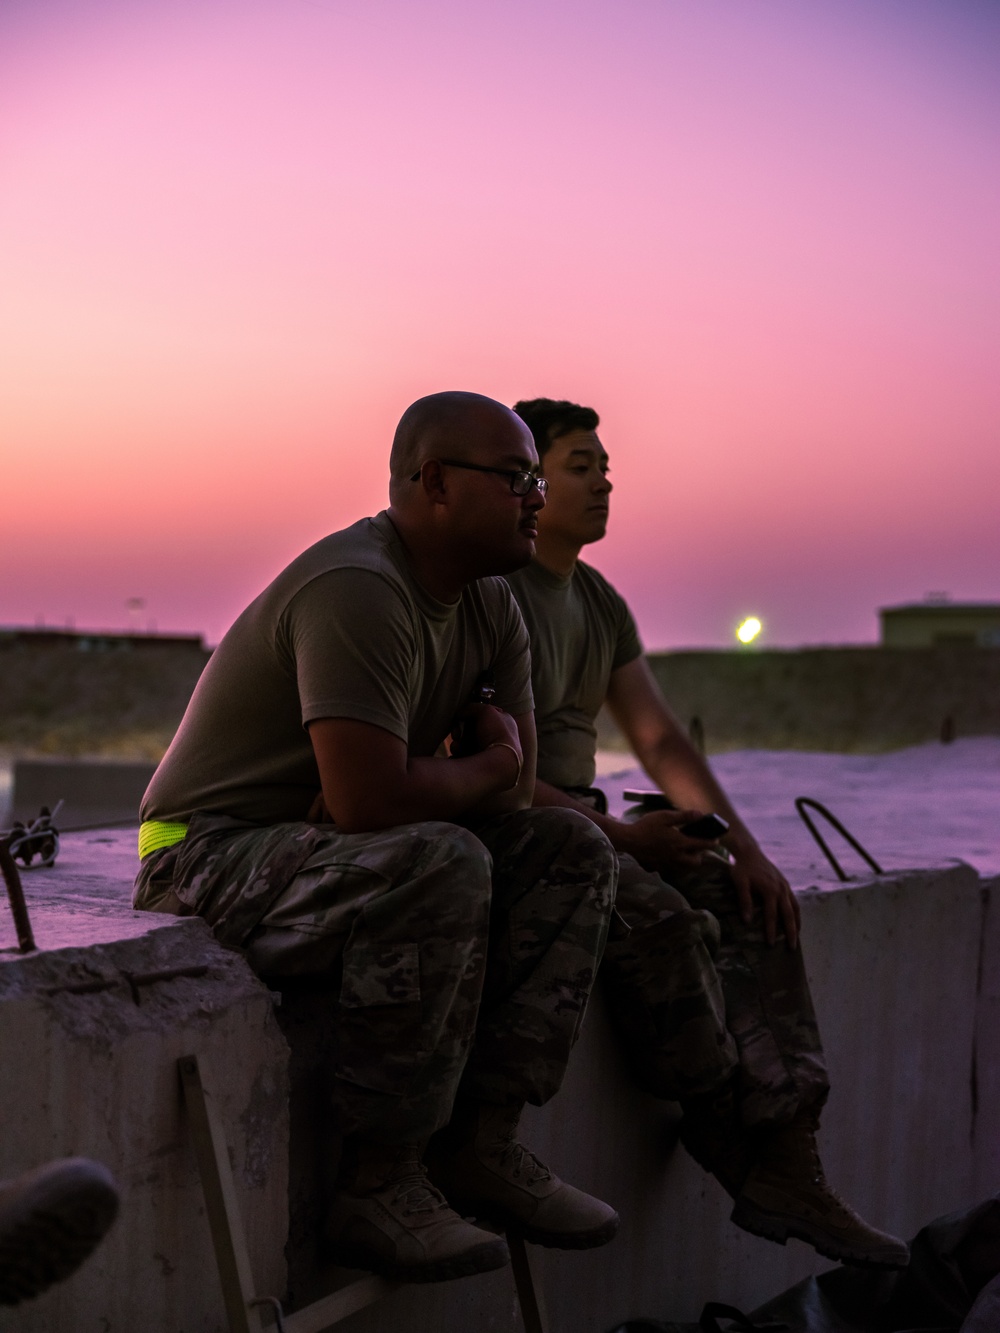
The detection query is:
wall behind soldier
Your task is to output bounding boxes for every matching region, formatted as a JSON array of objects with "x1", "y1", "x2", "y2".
[
  {"x1": 0, "y1": 635, "x2": 211, "y2": 759},
  {"x1": 596, "y1": 646, "x2": 1000, "y2": 754},
  {"x1": 3, "y1": 637, "x2": 999, "y2": 760}
]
